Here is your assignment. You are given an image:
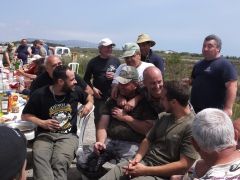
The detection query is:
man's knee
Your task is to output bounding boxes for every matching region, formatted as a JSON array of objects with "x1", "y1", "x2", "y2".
[{"x1": 52, "y1": 153, "x2": 73, "y2": 168}]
